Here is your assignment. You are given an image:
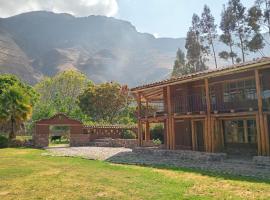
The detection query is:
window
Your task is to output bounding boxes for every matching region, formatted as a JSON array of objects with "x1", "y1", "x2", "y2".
[
  {"x1": 223, "y1": 79, "x2": 256, "y2": 103},
  {"x1": 223, "y1": 119, "x2": 257, "y2": 144}
]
